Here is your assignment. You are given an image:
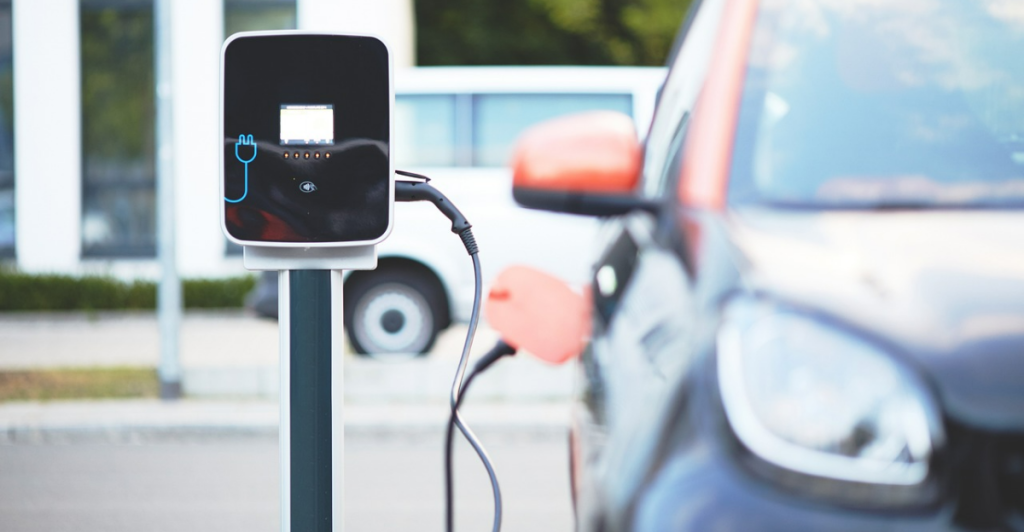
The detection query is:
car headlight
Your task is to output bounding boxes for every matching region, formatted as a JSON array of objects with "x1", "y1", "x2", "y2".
[{"x1": 717, "y1": 299, "x2": 943, "y2": 504}]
